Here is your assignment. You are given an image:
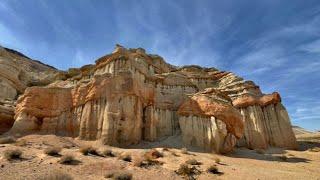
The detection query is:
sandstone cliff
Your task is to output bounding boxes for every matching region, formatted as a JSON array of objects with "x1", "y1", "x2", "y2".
[
  {"x1": 0, "y1": 46, "x2": 62, "y2": 133},
  {"x1": 2, "y1": 45, "x2": 297, "y2": 153}
]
